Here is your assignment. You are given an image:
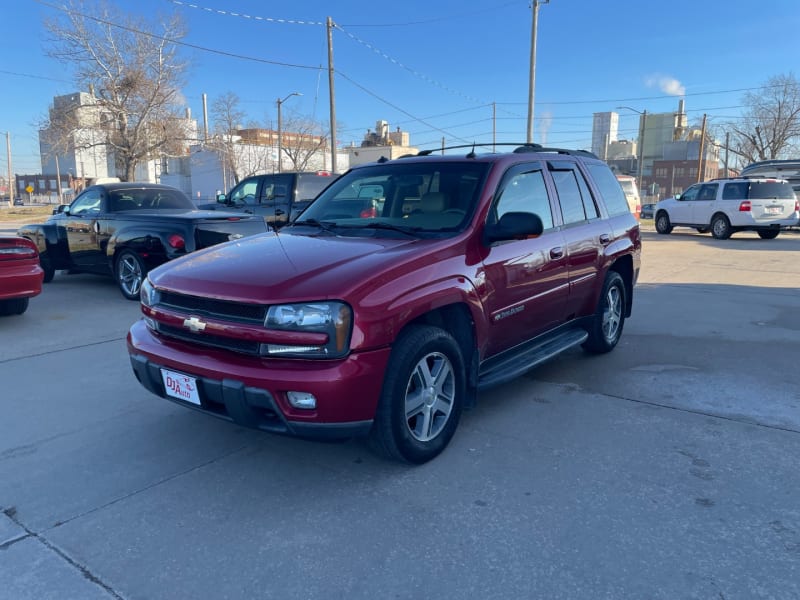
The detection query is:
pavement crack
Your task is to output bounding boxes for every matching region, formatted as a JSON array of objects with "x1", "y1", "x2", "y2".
[
  {"x1": 0, "y1": 337, "x2": 127, "y2": 365},
  {"x1": 606, "y1": 392, "x2": 800, "y2": 435},
  {"x1": 44, "y1": 443, "x2": 249, "y2": 532},
  {"x1": 3, "y1": 507, "x2": 125, "y2": 599}
]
